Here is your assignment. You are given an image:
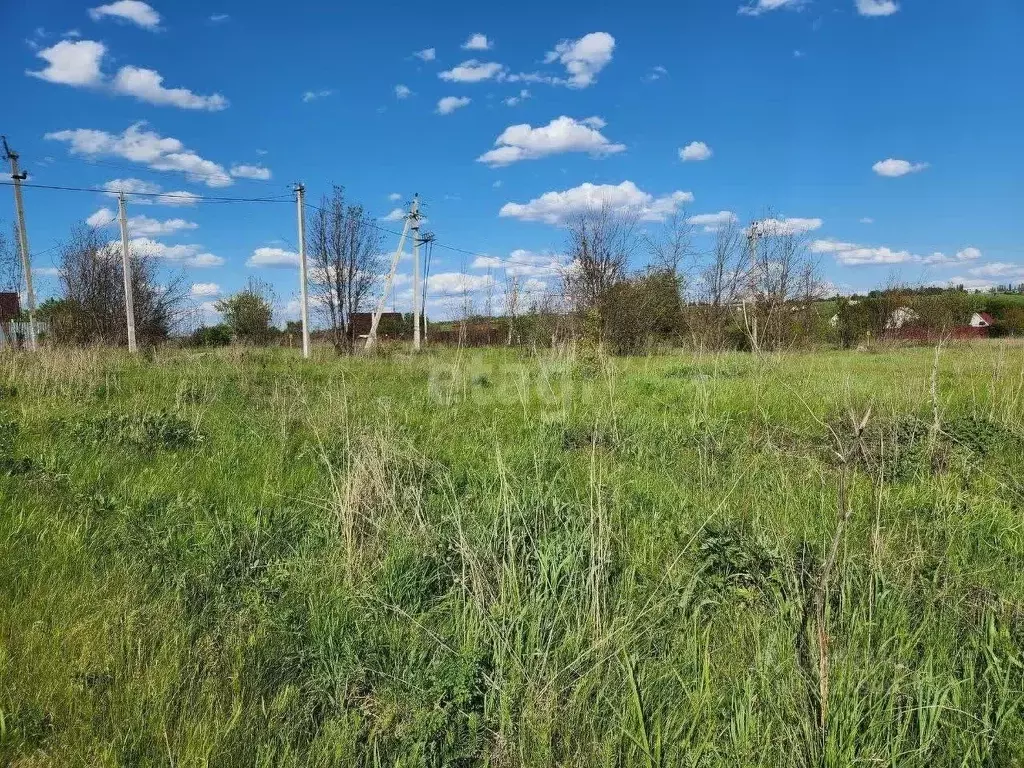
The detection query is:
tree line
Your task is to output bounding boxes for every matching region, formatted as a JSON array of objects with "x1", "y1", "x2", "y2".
[{"x1": 3, "y1": 196, "x2": 1023, "y2": 354}]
